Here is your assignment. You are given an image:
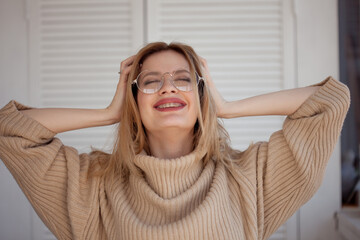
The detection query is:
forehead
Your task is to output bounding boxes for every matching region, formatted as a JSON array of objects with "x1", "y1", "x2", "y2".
[{"x1": 141, "y1": 50, "x2": 190, "y2": 72}]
